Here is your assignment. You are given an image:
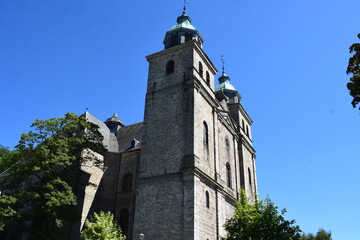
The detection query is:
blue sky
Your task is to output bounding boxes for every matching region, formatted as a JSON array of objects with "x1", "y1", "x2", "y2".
[{"x1": 1, "y1": 0, "x2": 359, "y2": 239}]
